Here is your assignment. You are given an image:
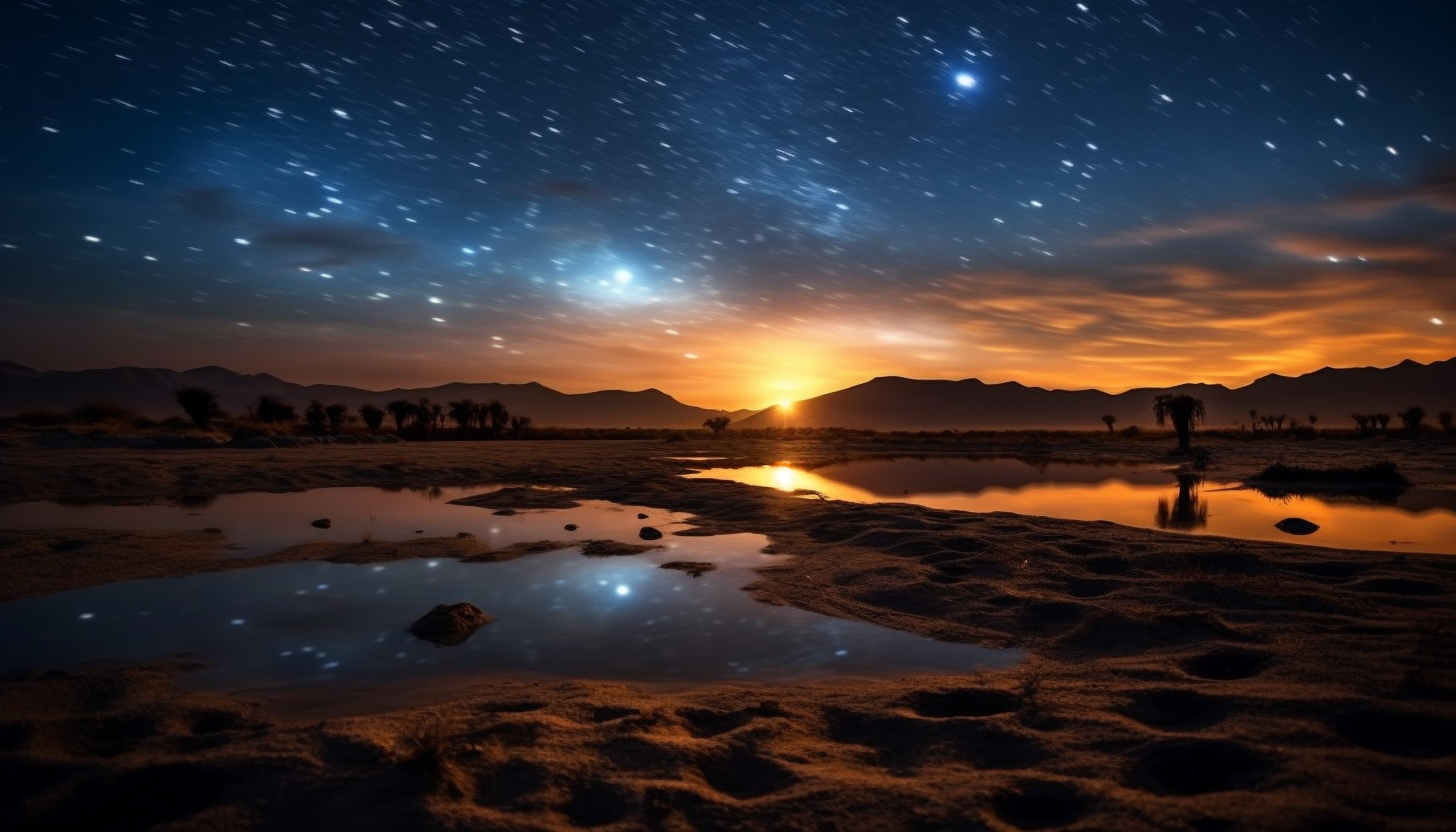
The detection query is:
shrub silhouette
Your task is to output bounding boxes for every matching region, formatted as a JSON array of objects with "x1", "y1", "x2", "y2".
[
  {"x1": 254, "y1": 395, "x2": 296, "y2": 424},
  {"x1": 174, "y1": 387, "x2": 220, "y2": 430},
  {"x1": 1153, "y1": 393, "x2": 1205, "y2": 452},
  {"x1": 324, "y1": 403, "x2": 349, "y2": 433},
  {"x1": 447, "y1": 399, "x2": 476, "y2": 434},
  {"x1": 483, "y1": 399, "x2": 509, "y2": 438},
  {"x1": 358, "y1": 403, "x2": 385, "y2": 434},
  {"x1": 1397, "y1": 406, "x2": 1425, "y2": 436},
  {"x1": 386, "y1": 399, "x2": 413, "y2": 433},
  {"x1": 509, "y1": 414, "x2": 532, "y2": 438},
  {"x1": 703, "y1": 415, "x2": 731, "y2": 437},
  {"x1": 304, "y1": 400, "x2": 327, "y2": 434}
]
